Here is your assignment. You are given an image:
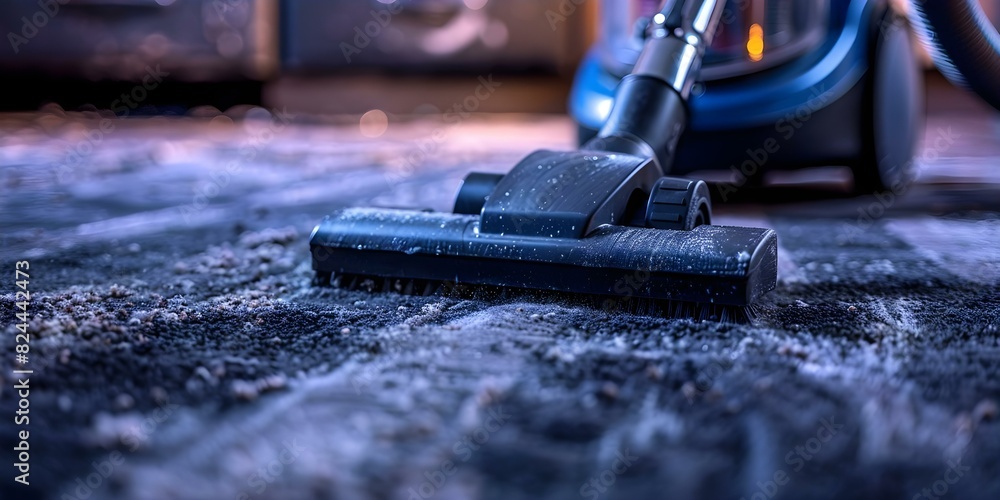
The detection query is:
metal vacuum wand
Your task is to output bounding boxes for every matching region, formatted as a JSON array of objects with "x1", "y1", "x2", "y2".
[{"x1": 585, "y1": 0, "x2": 727, "y2": 172}]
